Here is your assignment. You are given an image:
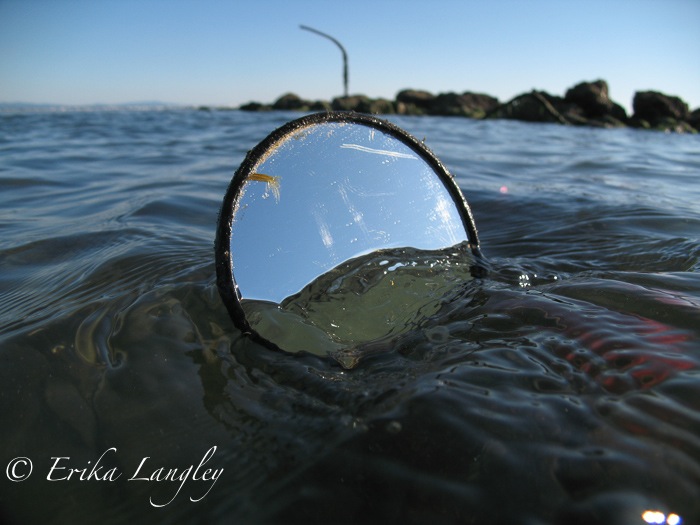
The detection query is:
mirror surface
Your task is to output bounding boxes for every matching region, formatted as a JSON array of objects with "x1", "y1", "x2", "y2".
[{"x1": 216, "y1": 113, "x2": 480, "y2": 367}]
